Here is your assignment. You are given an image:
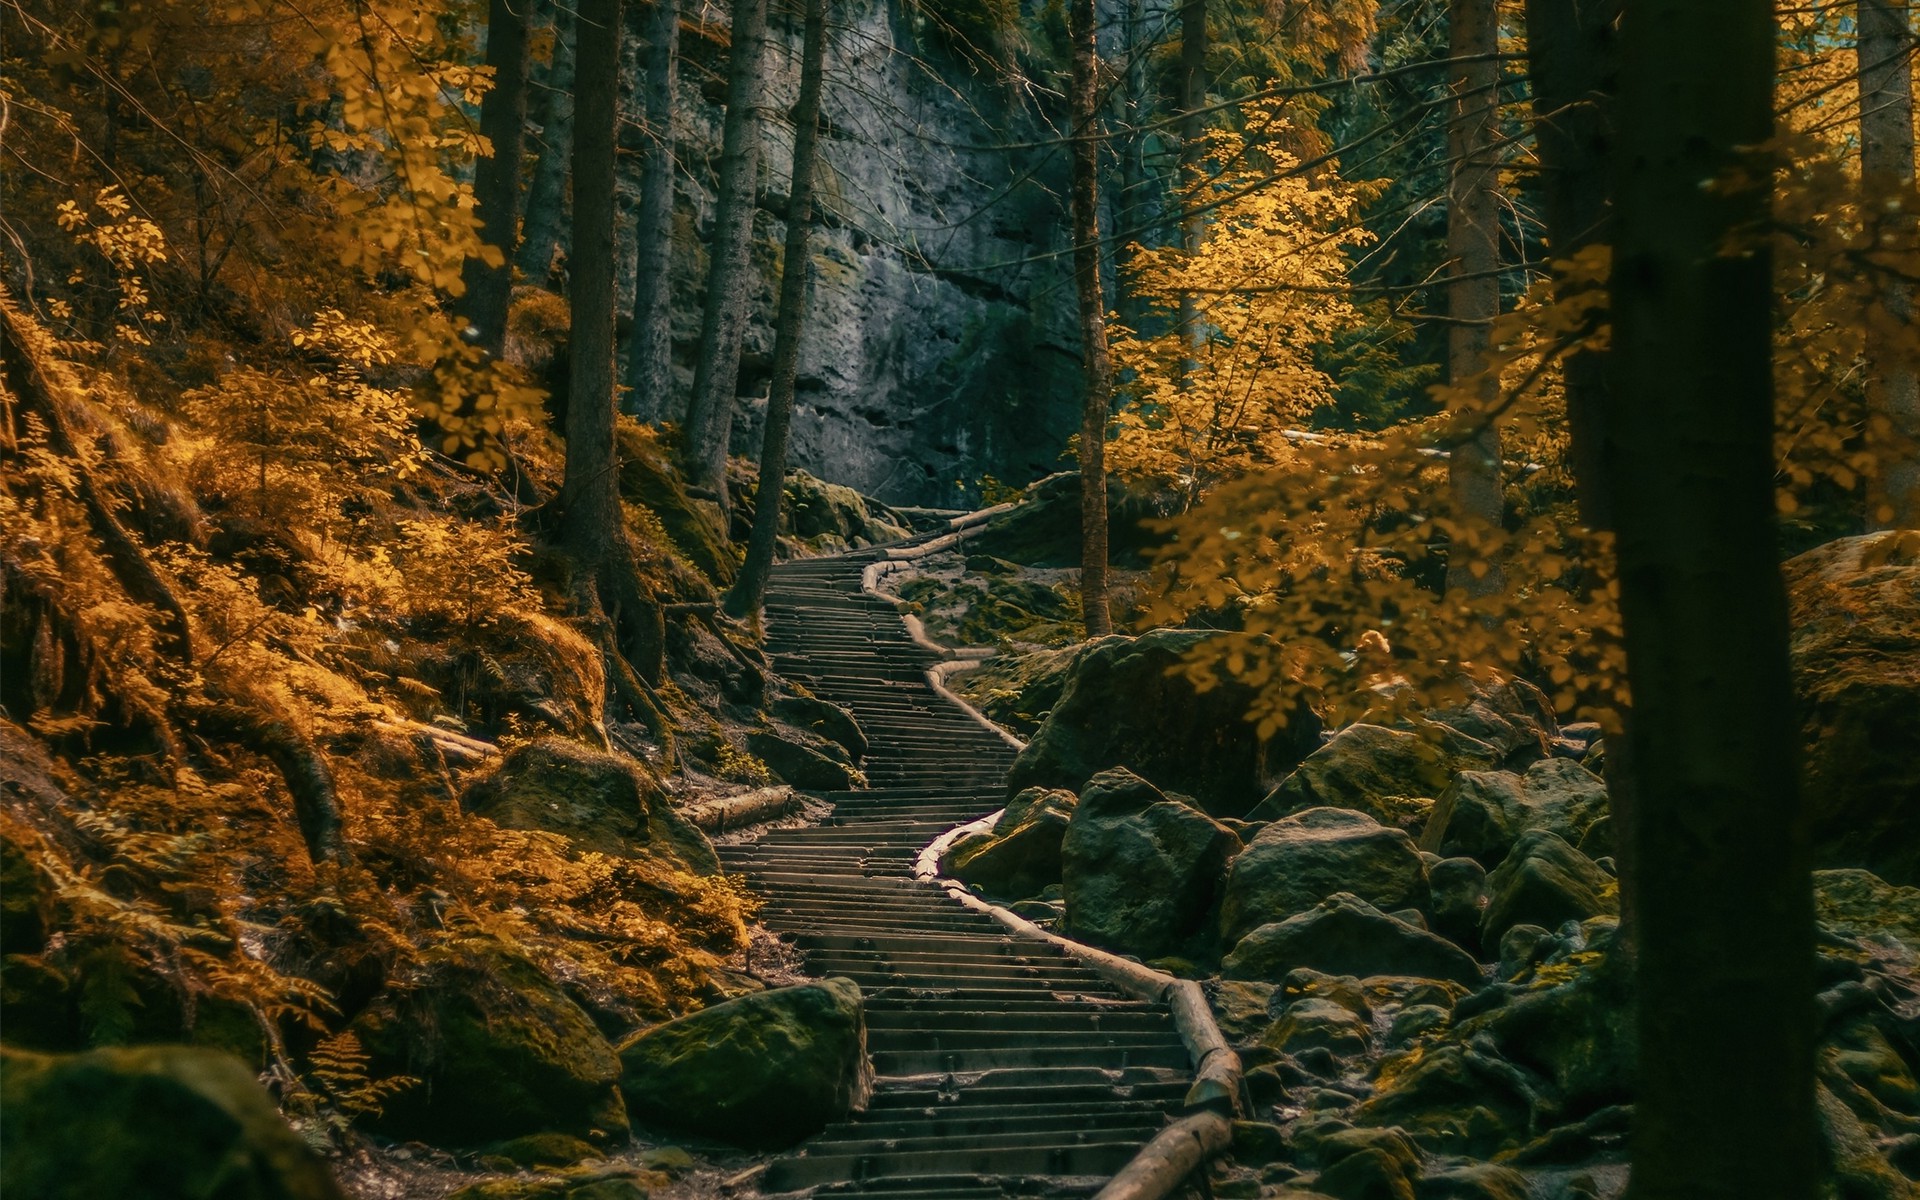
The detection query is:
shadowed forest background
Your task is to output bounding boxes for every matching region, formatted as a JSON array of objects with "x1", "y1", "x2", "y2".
[{"x1": 1, "y1": 0, "x2": 1918, "y2": 1197}]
